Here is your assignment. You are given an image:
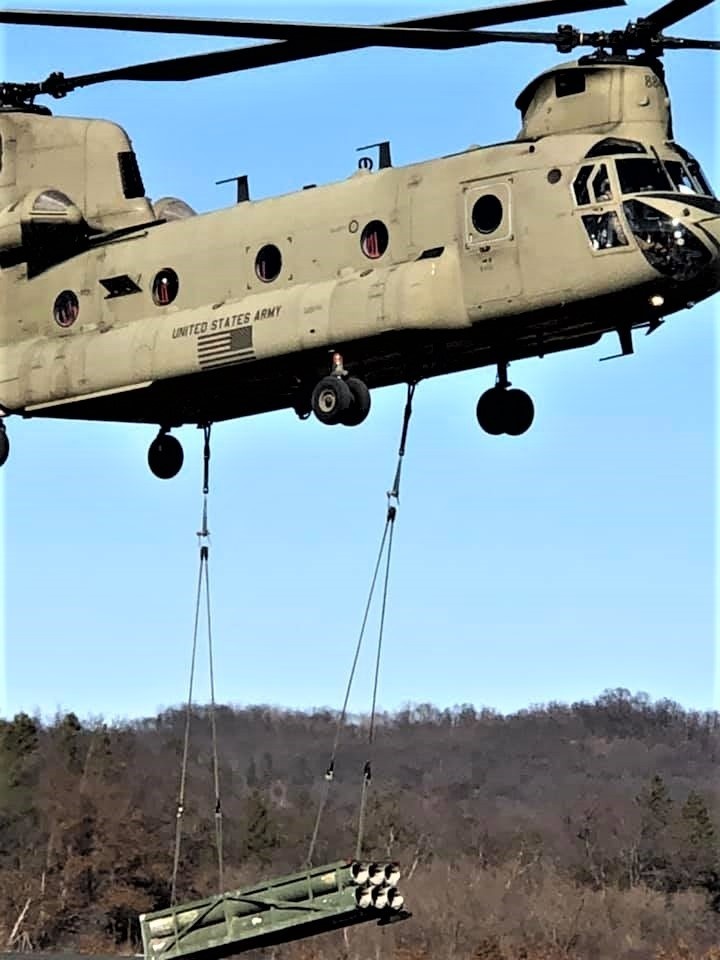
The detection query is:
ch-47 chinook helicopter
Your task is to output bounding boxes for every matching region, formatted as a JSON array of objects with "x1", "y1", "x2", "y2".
[{"x1": 0, "y1": 0, "x2": 718, "y2": 479}]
